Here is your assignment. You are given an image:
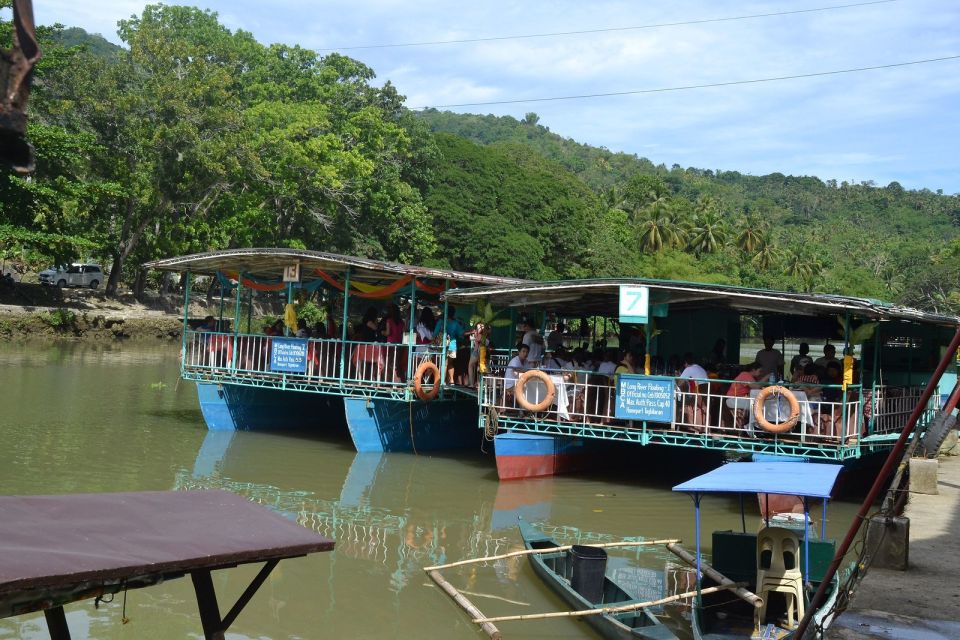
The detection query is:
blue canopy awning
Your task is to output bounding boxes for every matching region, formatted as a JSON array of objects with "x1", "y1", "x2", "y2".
[{"x1": 672, "y1": 462, "x2": 842, "y2": 499}]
